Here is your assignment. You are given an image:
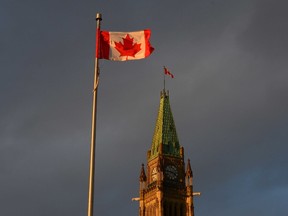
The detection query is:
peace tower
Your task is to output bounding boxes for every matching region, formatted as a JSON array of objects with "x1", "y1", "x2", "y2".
[{"x1": 138, "y1": 90, "x2": 195, "y2": 216}]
